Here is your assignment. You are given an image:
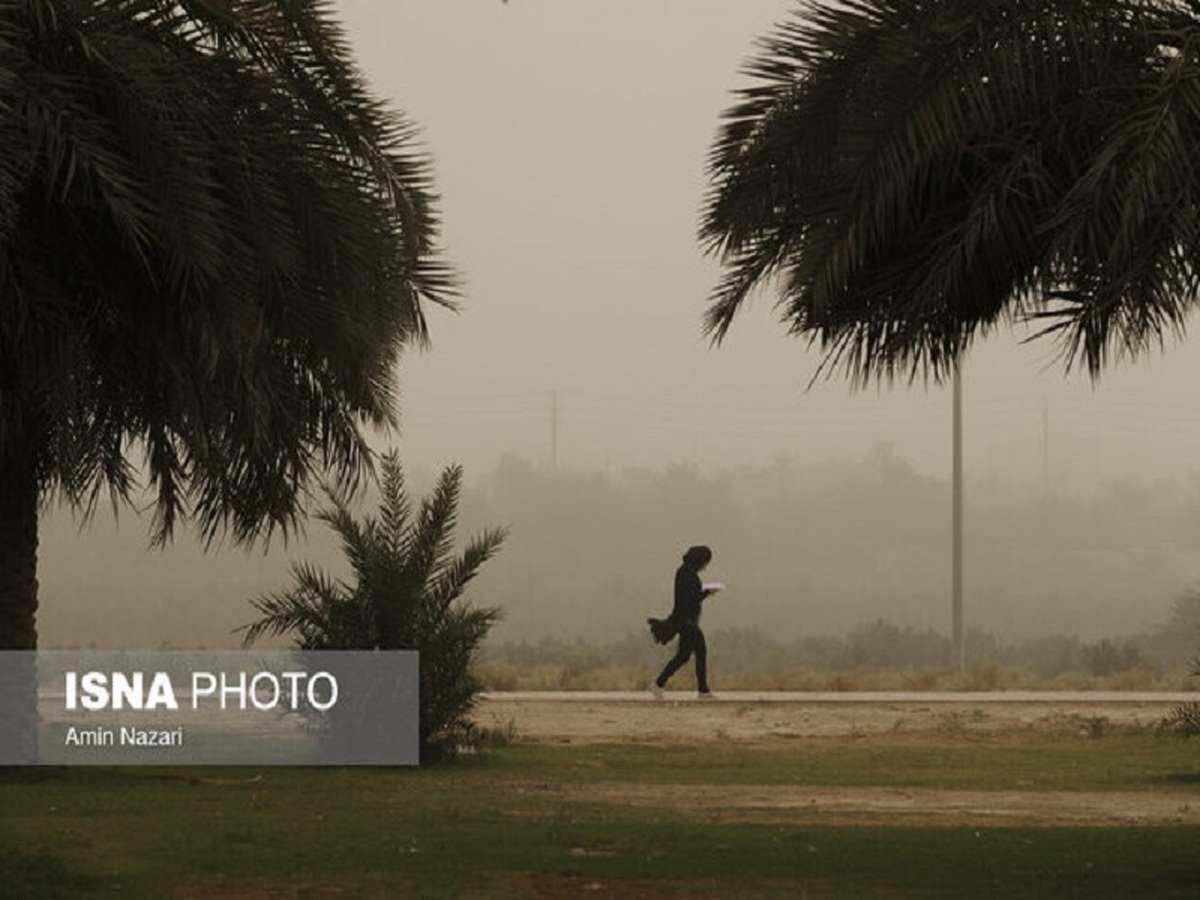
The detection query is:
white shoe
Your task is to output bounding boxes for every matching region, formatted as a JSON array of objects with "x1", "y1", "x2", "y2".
[
  {"x1": 698, "y1": 691, "x2": 716, "y2": 700},
  {"x1": 649, "y1": 683, "x2": 664, "y2": 698}
]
